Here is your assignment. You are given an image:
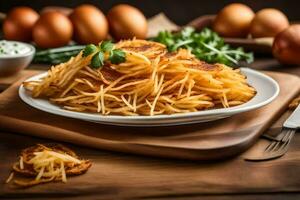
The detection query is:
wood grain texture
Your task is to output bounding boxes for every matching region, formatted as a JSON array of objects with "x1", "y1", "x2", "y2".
[
  {"x1": 0, "y1": 12, "x2": 299, "y2": 199},
  {"x1": 0, "y1": 67, "x2": 299, "y2": 199},
  {"x1": 0, "y1": 71, "x2": 299, "y2": 160},
  {"x1": 0, "y1": 113, "x2": 299, "y2": 199},
  {"x1": 0, "y1": 70, "x2": 42, "y2": 91}
]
